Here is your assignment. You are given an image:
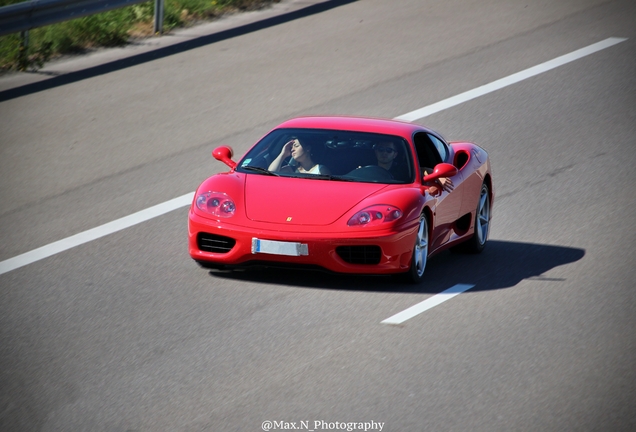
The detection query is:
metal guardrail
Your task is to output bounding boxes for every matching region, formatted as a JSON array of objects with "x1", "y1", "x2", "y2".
[{"x1": 0, "y1": 0, "x2": 164, "y2": 37}]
